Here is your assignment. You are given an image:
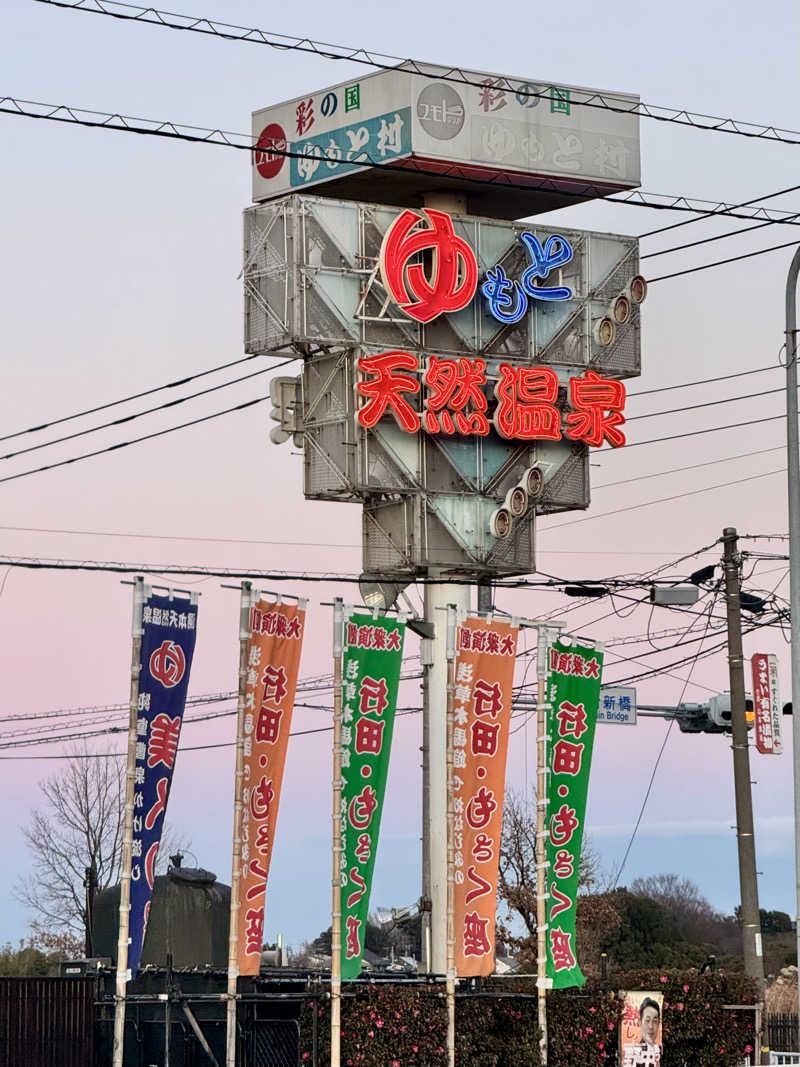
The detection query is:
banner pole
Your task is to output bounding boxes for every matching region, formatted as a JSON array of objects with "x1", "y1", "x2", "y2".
[
  {"x1": 445, "y1": 604, "x2": 457, "y2": 1067},
  {"x1": 226, "y1": 580, "x2": 253, "y2": 1067},
  {"x1": 113, "y1": 575, "x2": 145, "y2": 1067},
  {"x1": 331, "y1": 597, "x2": 344, "y2": 1067},
  {"x1": 536, "y1": 624, "x2": 549, "y2": 1067}
]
